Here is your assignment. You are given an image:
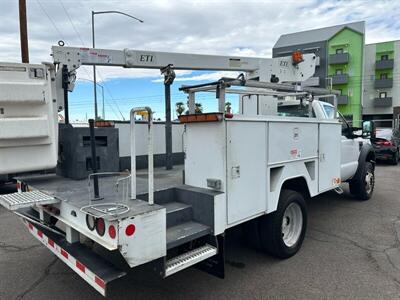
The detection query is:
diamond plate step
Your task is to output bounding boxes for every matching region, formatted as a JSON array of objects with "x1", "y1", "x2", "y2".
[
  {"x1": 0, "y1": 191, "x2": 59, "y2": 211},
  {"x1": 165, "y1": 244, "x2": 217, "y2": 277}
]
